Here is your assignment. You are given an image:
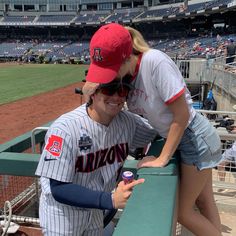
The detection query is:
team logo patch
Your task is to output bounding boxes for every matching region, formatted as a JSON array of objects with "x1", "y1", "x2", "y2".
[
  {"x1": 78, "y1": 134, "x2": 92, "y2": 151},
  {"x1": 45, "y1": 135, "x2": 63, "y2": 157},
  {"x1": 93, "y1": 48, "x2": 103, "y2": 62}
]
